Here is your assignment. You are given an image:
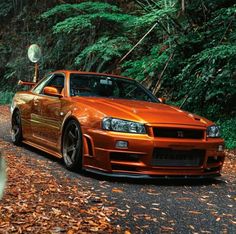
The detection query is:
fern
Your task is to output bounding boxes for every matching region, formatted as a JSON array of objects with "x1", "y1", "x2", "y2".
[
  {"x1": 75, "y1": 37, "x2": 132, "y2": 72},
  {"x1": 41, "y1": 2, "x2": 121, "y2": 19},
  {"x1": 53, "y1": 16, "x2": 93, "y2": 34},
  {"x1": 53, "y1": 13, "x2": 136, "y2": 34},
  {"x1": 136, "y1": 7, "x2": 177, "y2": 27}
]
